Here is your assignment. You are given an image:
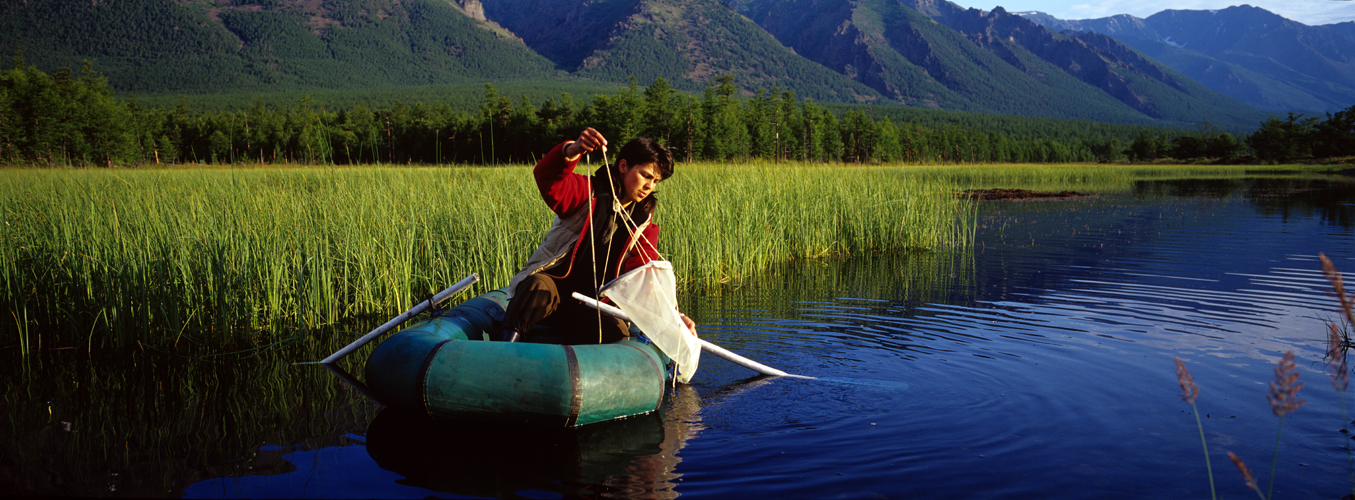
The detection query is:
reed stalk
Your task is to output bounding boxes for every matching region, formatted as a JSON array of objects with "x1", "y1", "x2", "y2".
[
  {"x1": 1265, "y1": 350, "x2": 1305, "y2": 499},
  {"x1": 1320, "y1": 253, "x2": 1355, "y2": 498},
  {"x1": 1175, "y1": 357, "x2": 1217, "y2": 500}
]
